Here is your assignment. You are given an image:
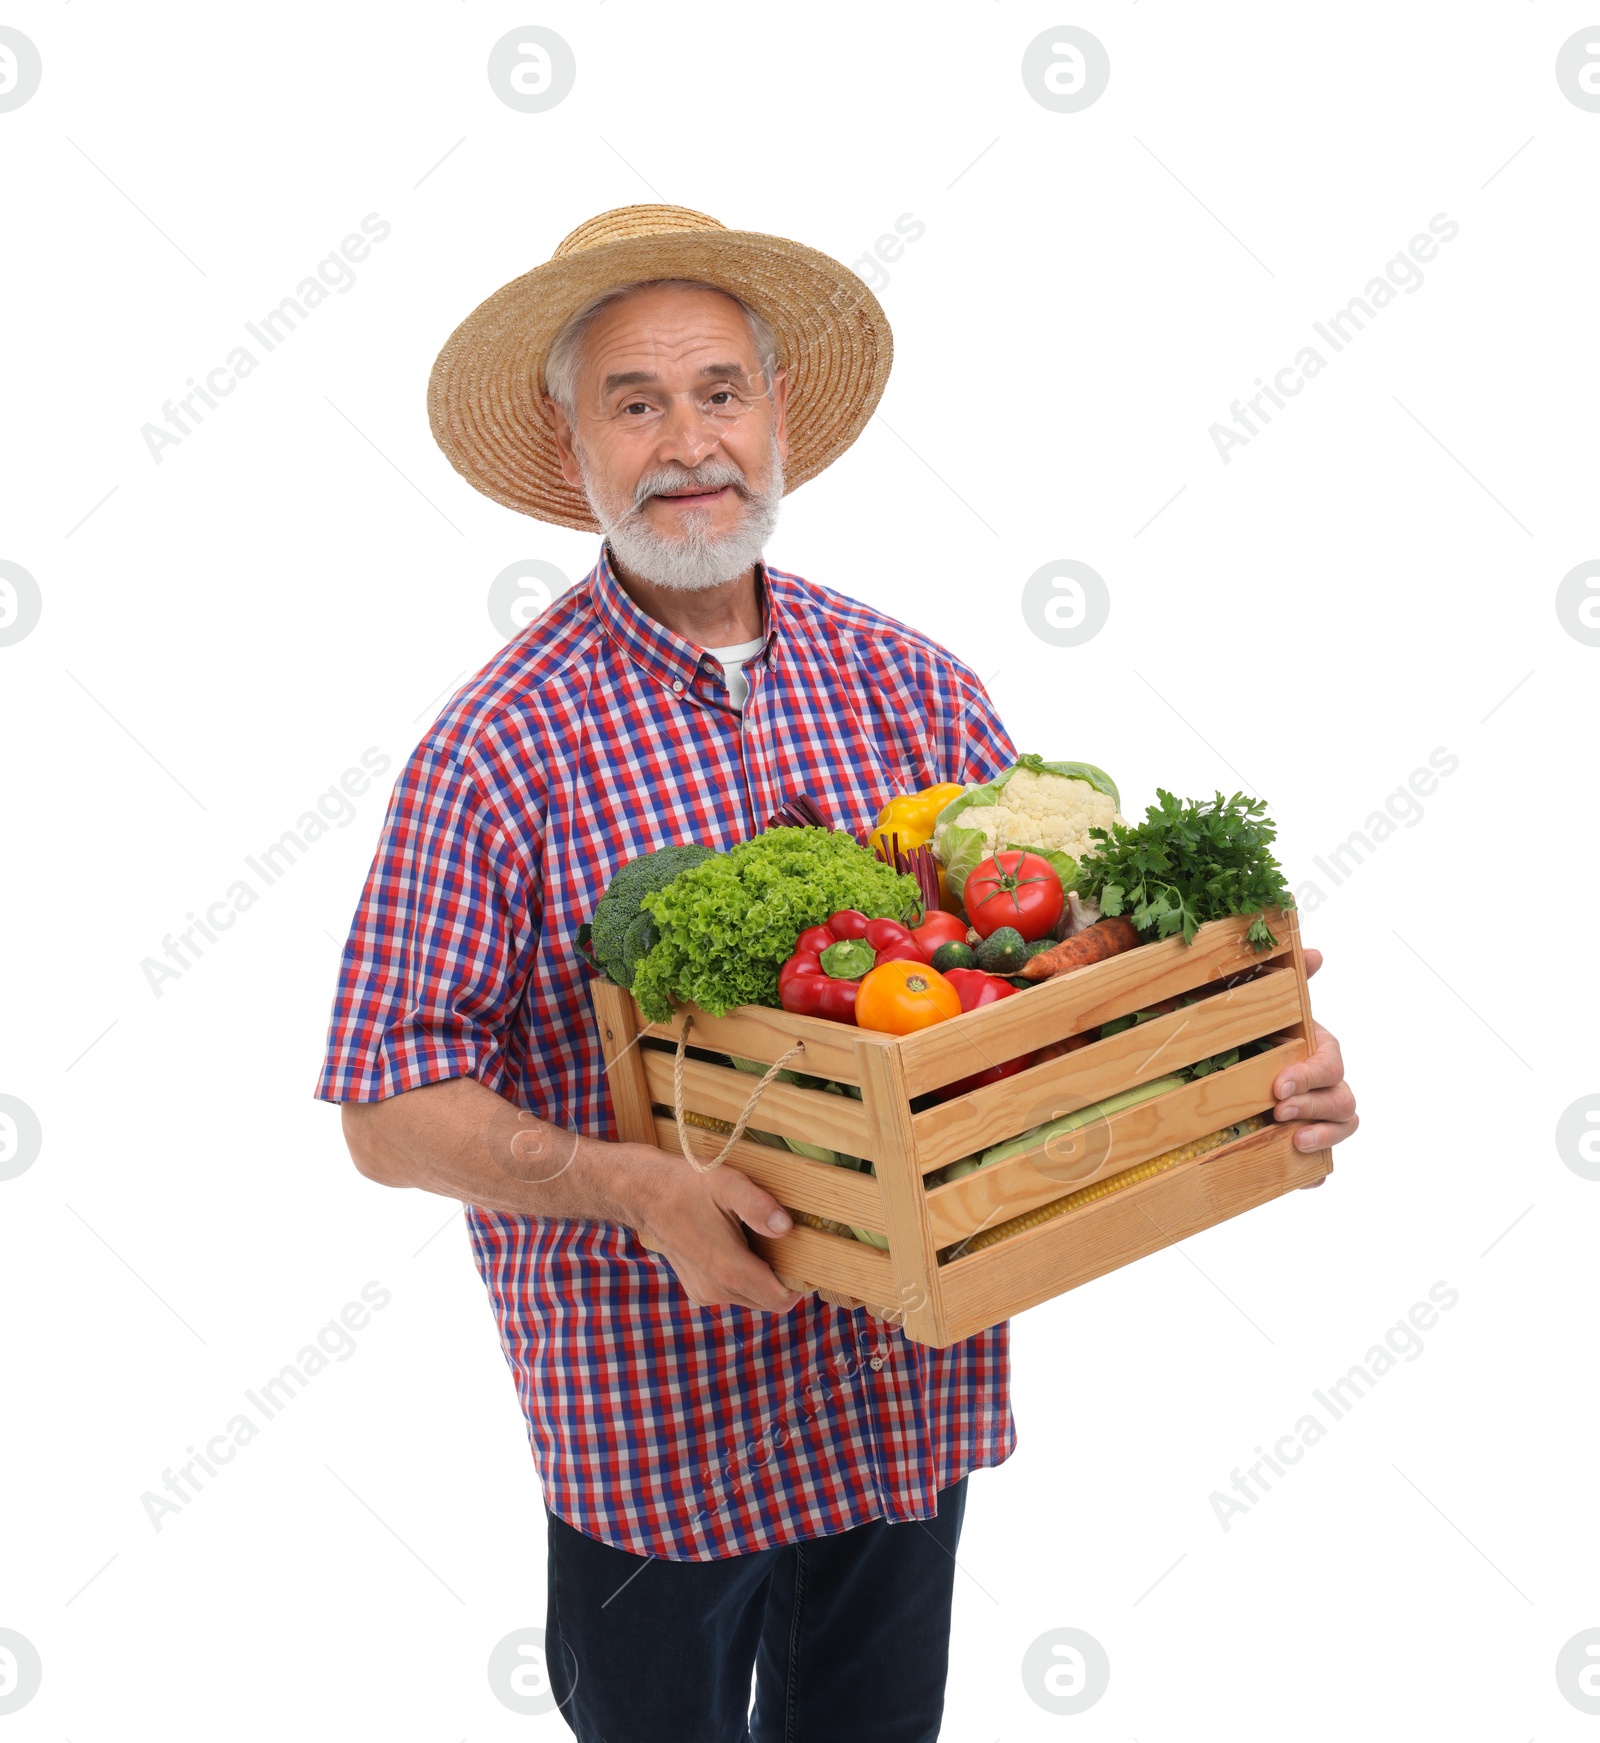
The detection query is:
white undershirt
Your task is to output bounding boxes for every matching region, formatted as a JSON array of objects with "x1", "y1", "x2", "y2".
[{"x1": 704, "y1": 637, "x2": 765, "y2": 709}]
